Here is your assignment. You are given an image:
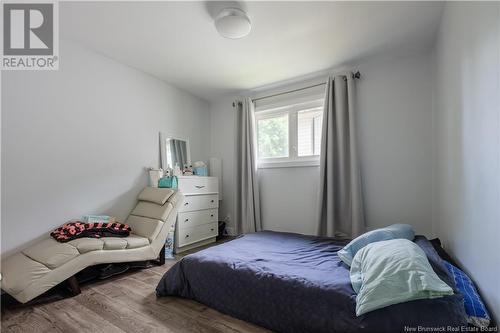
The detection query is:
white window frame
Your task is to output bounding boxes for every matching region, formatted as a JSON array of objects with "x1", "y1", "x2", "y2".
[{"x1": 255, "y1": 99, "x2": 324, "y2": 169}]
